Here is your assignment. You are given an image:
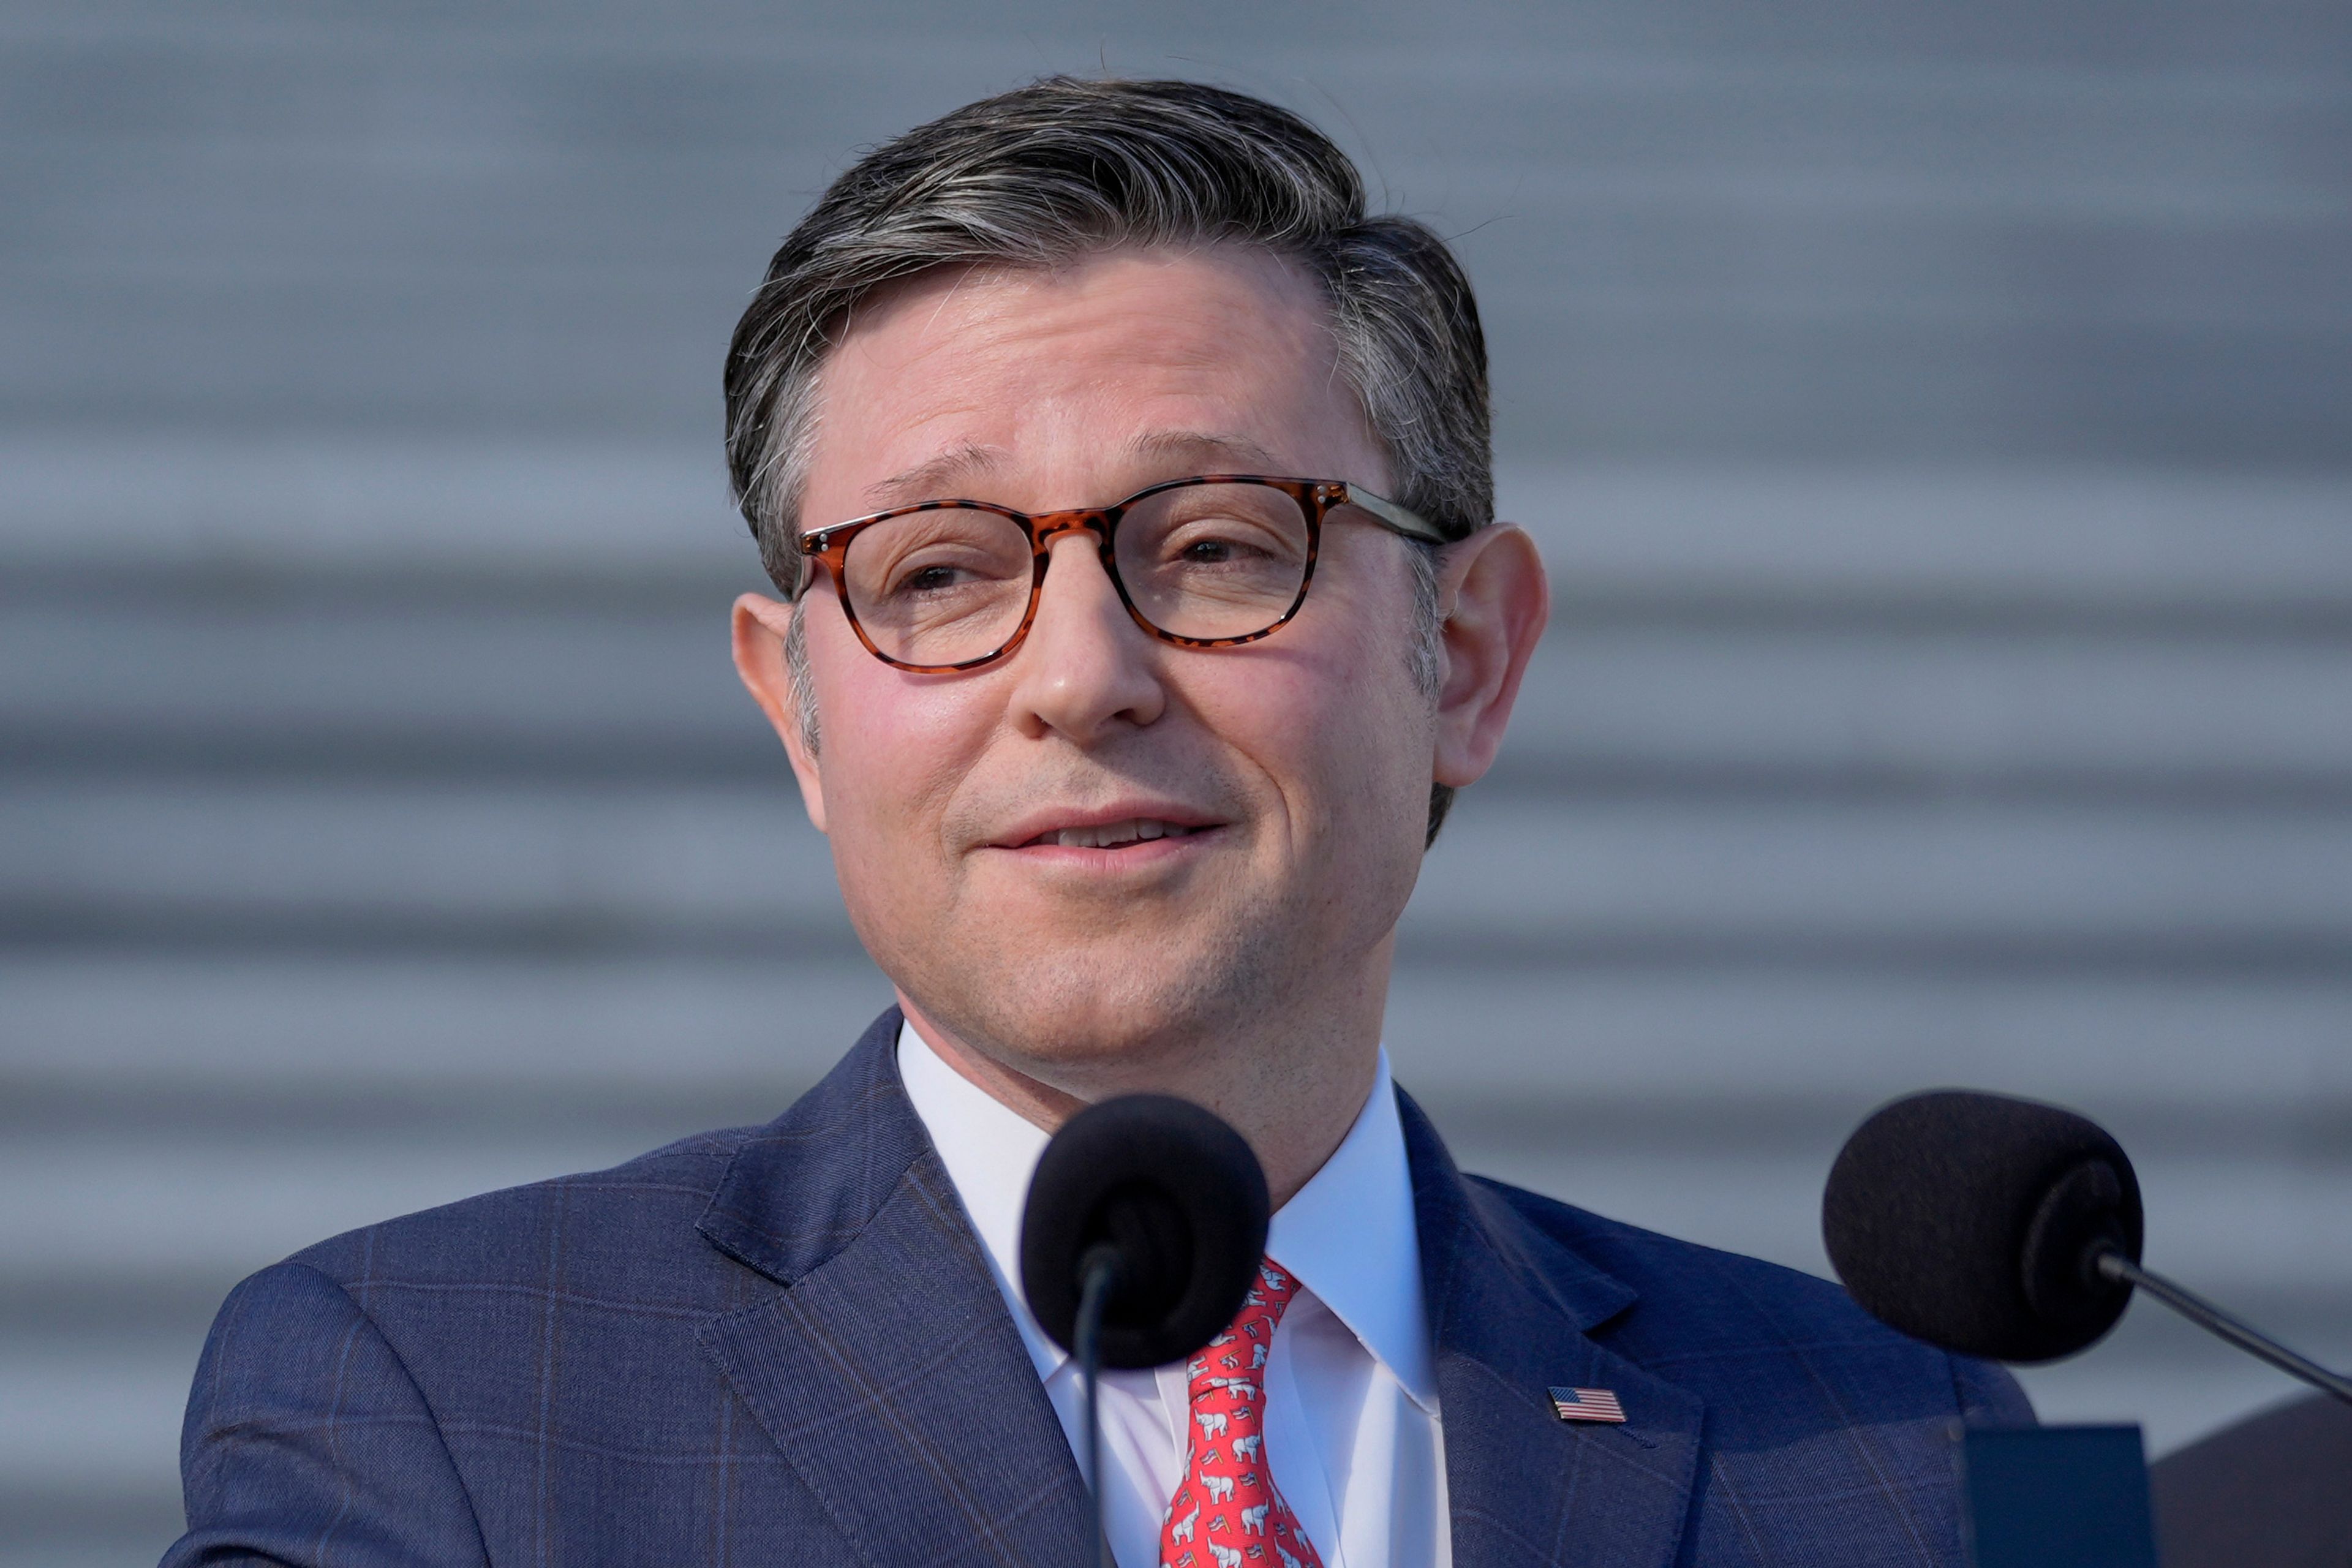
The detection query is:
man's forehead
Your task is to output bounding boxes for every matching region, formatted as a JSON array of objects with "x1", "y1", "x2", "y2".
[
  {"x1": 824, "y1": 248, "x2": 1333, "y2": 394},
  {"x1": 800, "y1": 246, "x2": 1383, "y2": 521},
  {"x1": 861, "y1": 430, "x2": 1286, "y2": 509}
]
